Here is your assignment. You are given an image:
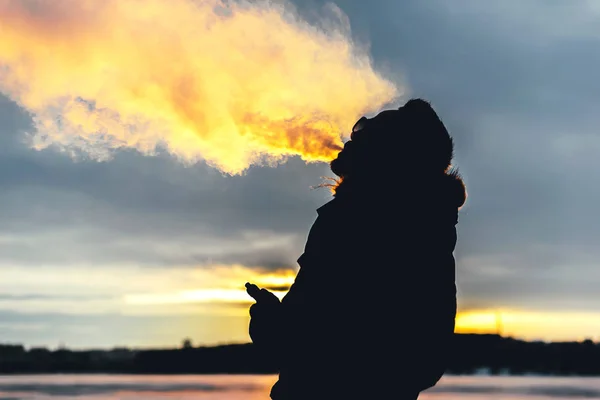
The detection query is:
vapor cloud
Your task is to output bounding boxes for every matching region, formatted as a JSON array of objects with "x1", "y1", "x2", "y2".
[{"x1": 0, "y1": 0, "x2": 399, "y2": 174}]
